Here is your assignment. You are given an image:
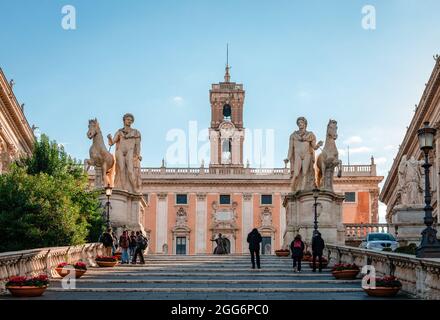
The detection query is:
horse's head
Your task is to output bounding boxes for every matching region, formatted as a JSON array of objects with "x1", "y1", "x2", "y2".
[
  {"x1": 327, "y1": 119, "x2": 338, "y2": 140},
  {"x1": 87, "y1": 118, "x2": 100, "y2": 139}
]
